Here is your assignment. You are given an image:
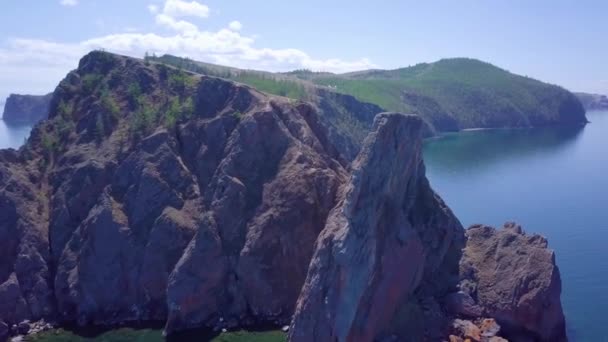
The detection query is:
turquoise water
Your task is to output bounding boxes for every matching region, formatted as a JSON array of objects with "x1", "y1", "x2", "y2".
[
  {"x1": 423, "y1": 111, "x2": 608, "y2": 342},
  {"x1": 0, "y1": 119, "x2": 32, "y2": 149}
]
